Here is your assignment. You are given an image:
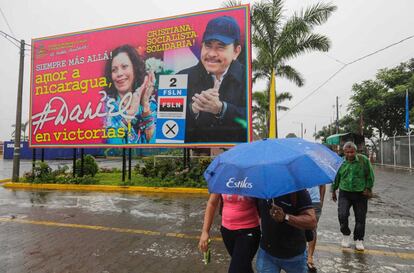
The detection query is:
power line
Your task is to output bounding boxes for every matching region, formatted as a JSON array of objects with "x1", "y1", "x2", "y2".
[
  {"x1": 279, "y1": 34, "x2": 414, "y2": 120},
  {"x1": 323, "y1": 53, "x2": 346, "y2": 65},
  {"x1": 279, "y1": 65, "x2": 347, "y2": 120},
  {"x1": 0, "y1": 30, "x2": 29, "y2": 57},
  {"x1": 0, "y1": 30, "x2": 20, "y2": 49},
  {"x1": 4, "y1": 35, "x2": 20, "y2": 49},
  {"x1": 347, "y1": 35, "x2": 414, "y2": 65},
  {"x1": 0, "y1": 30, "x2": 20, "y2": 43},
  {"x1": 0, "y1": 29, "x2": 32, "y2": 48},
  {"x1": 0, "y1": 7, "x2": 15, "y2": 36},
  {"x1": 0, "y1": 30, "x2": 62, "y2": 59}
]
